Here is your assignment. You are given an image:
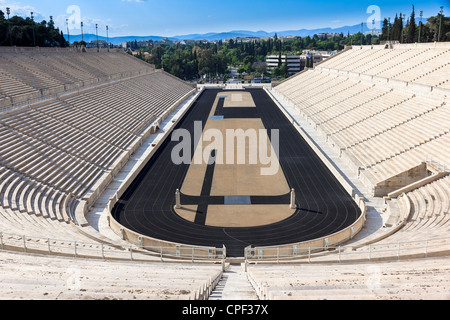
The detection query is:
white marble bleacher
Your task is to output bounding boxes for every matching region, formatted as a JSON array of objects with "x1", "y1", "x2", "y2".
[
  {"x1": 0, "y1": 72, "x2": 195, "y2": 201},
  {"x1": 0, "y1": 170, "x2": 164, "y2": 260},
  {"x1": 1, "y1": 168, "x2": 66, "y2": 228},
  {"x1": 0, "y1": 49, "x2": 195, "y2": 263},
  {"x1": 0, "y1": 49, "x2": 155, "y2": 111},
  {"x1": 274, "y1": 45, "x2": 449, "y2": 181},
  {"x1": 247, "y1": 256, "x2": 450, "y2": 300},
  {"x1": 9, "y1": 53, "x2": 80, "y2": 85},
  {"x1": 82, "y1": 73, "x2": 187, "y2": 129},
  {"x1": 288, "y1": 72, "x2": 343, "y2": 107},
  {"x1": 300, "y1": 78, "x2": 362, "y2": 112},
  {"x1": 302, "y1": 81, "x2": 374, "y2": 118},
  {"x1": 0, "y1": 123, "x2": 104, "y2": 199},
  {"x1": 362, "y1": 48, "x2": 428, "y2": 77},
  {"x1": 365, "y1": 132, "x2": 450, "y2": 188},
  {"x1": 388, "y1": 48, "x2": 450, "y2": 83},
  {"x1": 324, "y1": 90, "x2": 409, "y2": 129},
  {"x1": 275, "y1": 69, "x2": 325, "y2": 95},
  {"x1": 412, "y1": 61, "x2": 450, "y2": 89},
  {"x1": 319, "y1": 46, "x2": 376, "y2": 71},
  {"x1": 49, "y1": 54, "x2": 101, "y2": 80},
  {"x1": 0, "y1": 55, "x2": 62, "y2": 92},
  {"x1": 276, "y1": 71, "x2": 336, "y2": 105},
  {"x1": 0, "y1": 71, "x2": 40, "y2": 99},
  {"x1": 341, "y1": 176, "x2": 450, "y2": 263},
  {"x1": 0, "y1": 250, "x2": 223, "y2": 300},
  {"x1": 341, "y1": 47, "x2": 397, "y2": 74},
  {"x1": 345, "y1": 104, "x2": 450, "y2": 169},
  {"x1": 60, "y1": 51, "x2": 152, "y2": 78},
  {"x1": 317, "y1": 46, "x2": 450, "y2": 87},
  {"x1": 272, "y1": 43, "x2": 450, "y2": 265},
  {"x1": 34, "y1": 100, "x2": 137, "y2": 151},
  {"x1": 392, "y1": 178, "x2": 449, "y2": 235},
  {"x1": 312, "y1": 86, "x2": 401, "y2": 130},
  {"x1": 330, "y1": 95, "x2": 444, "y2": 150},
  {"x1": 351, "y1": 48, "x2": 413, "y2": 75},
  {"x1": 2, "y1": 108, "x2": 120, "y2": 170},
  {"x1": 85, "y1": 87, "x2": 153, "y2": 132}
]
